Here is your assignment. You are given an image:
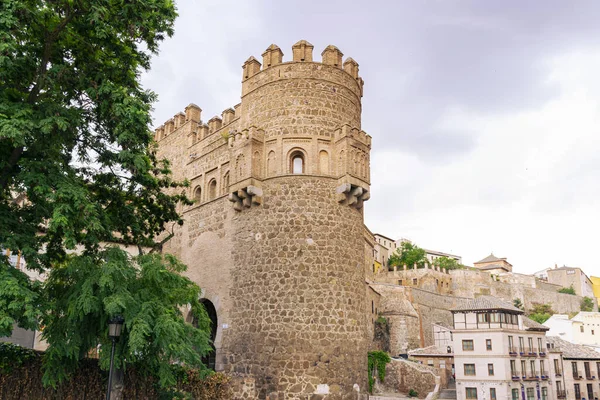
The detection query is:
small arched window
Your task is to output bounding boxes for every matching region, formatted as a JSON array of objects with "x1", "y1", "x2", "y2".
[
  {"x1": 290, "y1": 151, "x2": 305, "y2": 174},
  {"x1": 193, "y1": 186, "x2": 202, "y2": 202},
  {"x1": 208, "y1": 179, "x2": 217, "y2": 200}
]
